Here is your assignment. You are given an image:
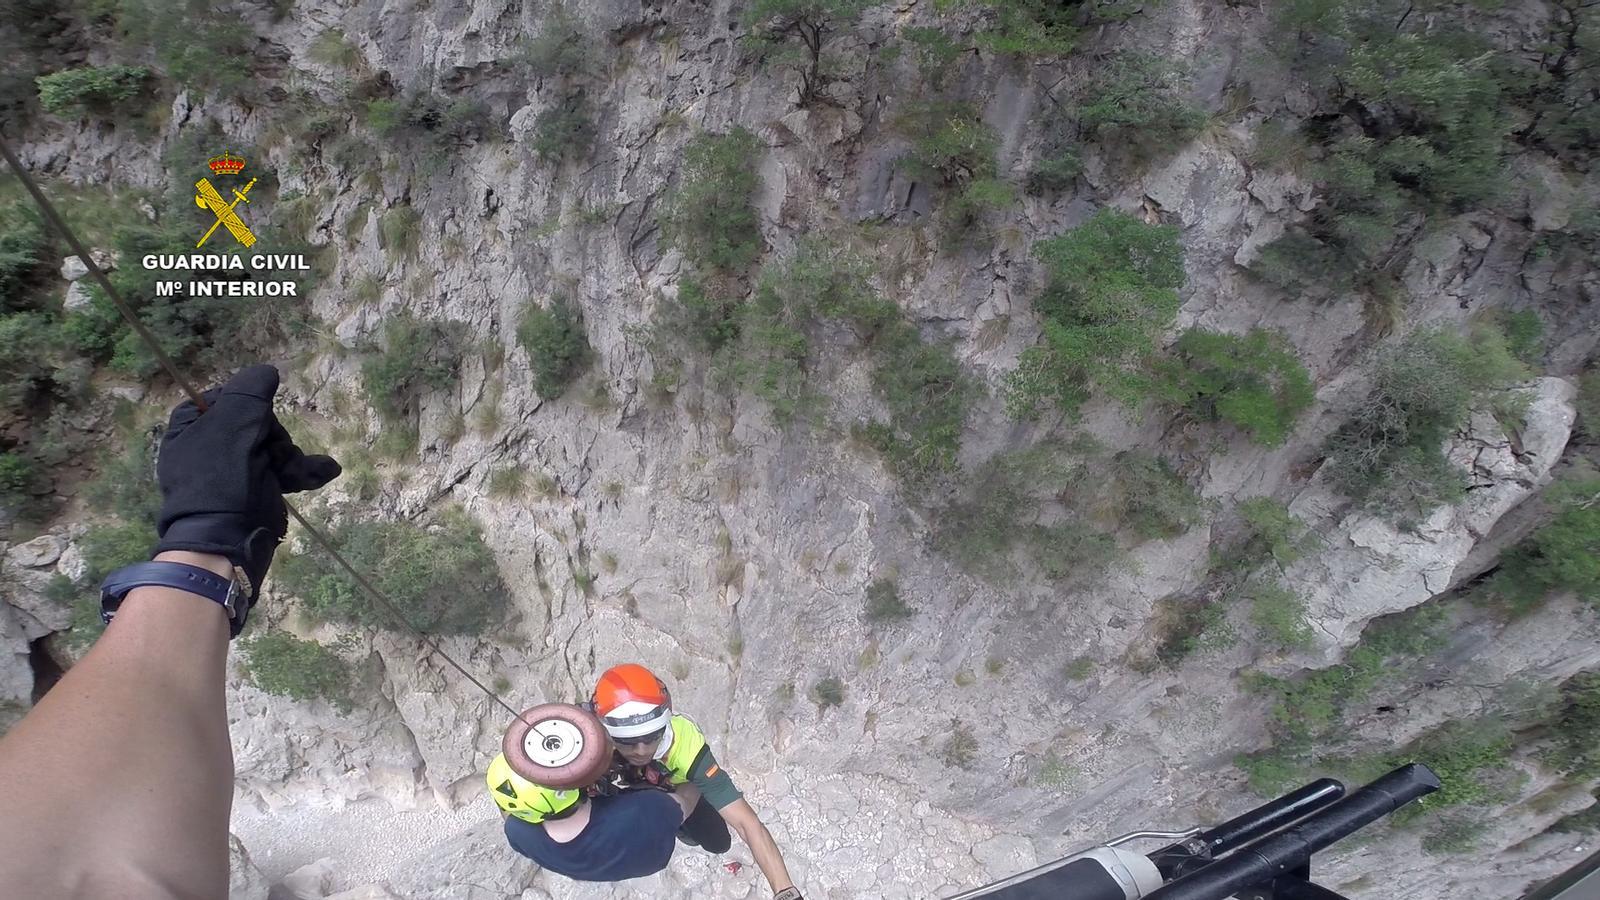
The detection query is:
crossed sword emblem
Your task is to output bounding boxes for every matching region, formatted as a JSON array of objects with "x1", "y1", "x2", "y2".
[{"x1": 195, "y1": 176, "x2": 258, "y2": 249}]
